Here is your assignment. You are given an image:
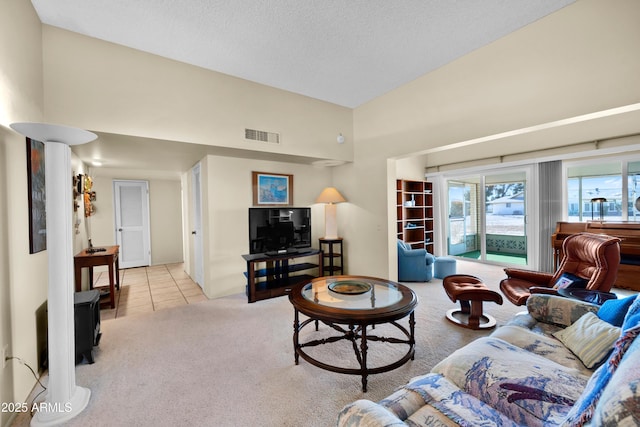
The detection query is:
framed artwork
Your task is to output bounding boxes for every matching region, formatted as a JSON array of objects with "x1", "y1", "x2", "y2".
[
  {"x1": 252, "y1": 171, "x2": 293, "y2": 206},
  {"x1": 26, "y1": 138, "x2": 46, "y2": 253},
  {"x1": 73, "y1": 173, "x2": 84, "y2": 211},
  {"x1": 83, "y1": 175, "x2": 95, "y2": 217}
]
